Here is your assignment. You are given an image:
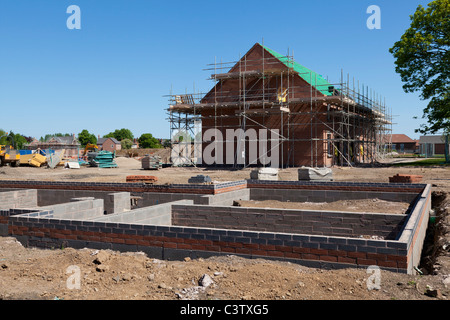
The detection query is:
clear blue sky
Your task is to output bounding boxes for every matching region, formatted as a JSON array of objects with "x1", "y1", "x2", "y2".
[{"x1": 0, "y1": 0, "x2": 434, "y2": 141}]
